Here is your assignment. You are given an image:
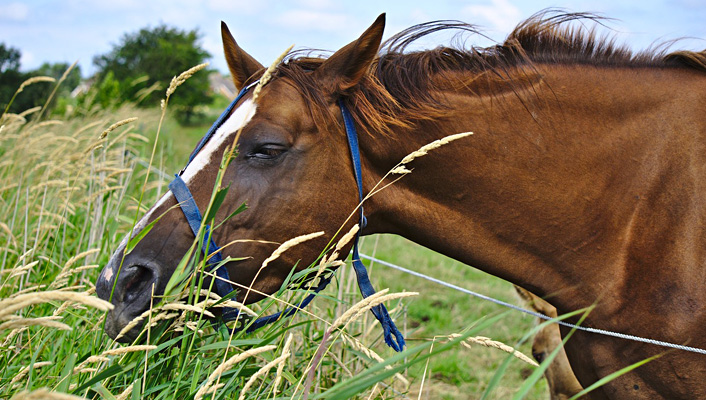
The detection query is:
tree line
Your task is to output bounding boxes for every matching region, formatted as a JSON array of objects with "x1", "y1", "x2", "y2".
[{"x1": 1, "y1": 25, "x2": 214, "y2": 124}]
